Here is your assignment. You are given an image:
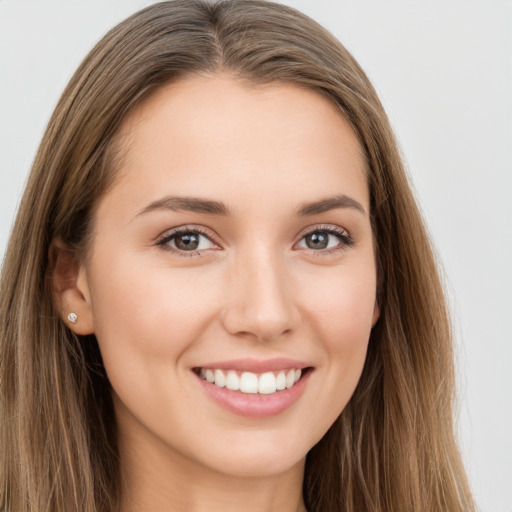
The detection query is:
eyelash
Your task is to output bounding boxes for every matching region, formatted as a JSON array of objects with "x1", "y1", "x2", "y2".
[
  {"x1": 156, "y1": 224, "x2": 354, "y2": 257},
  {"x1": 298, "y1": 225, "x2": 354, "y2": 255},
  {"x1": 156, "y1": 226, "x2": 218, "y2": 257}
]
